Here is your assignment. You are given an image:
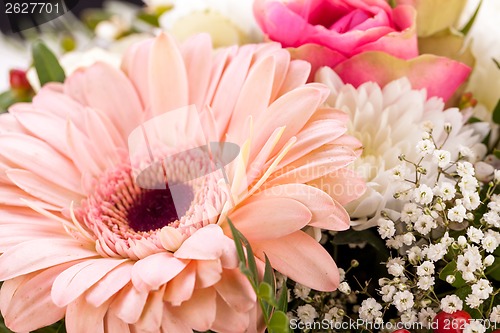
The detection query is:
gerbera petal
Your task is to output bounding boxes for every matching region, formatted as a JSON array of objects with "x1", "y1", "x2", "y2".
[
  {"x1": 104, "y1": 313, "x2": 131, "y2": 333},
  {"x1": 0, "y1": 263, "x2": 73, "y2": 332},
  {"x1": 162, "y1": 306, "x2": 192, "y2": 333},
  {"x1": 52, "y1": 258, "x2": 128, "y2": 307},
  {"x1": 309, "y1": 168, "x2": 366, "y2": 205},
  {"x1": 174, "y1": 224, "x2": 227, "y2": 260},
  {"x1": 66, "y1": 296, "x2": 110, "y2": 333},
  {"x1": 214, "y1": 268, "x2": 256, "y2": 313},
  {"x1": 135, "y1": 285, "x2": 165, "y2": 332},
  {"x1": 109, "y1": 283, "x2": 148, "y2": 324},
  {"x1": 309, "y1": 200, "x2": 351, "y2": 231},
  {"x1": 0, "y1": 224, "x2": 66, "y2": 252},
  {"x1": 131, "y1": 252, "x2": 189, "y2": 291},
  {"x1": 227, "y1": 197, "x2": 311, "y2": 241},
  {"x1": 163, "y1": 262, "x2": 196, "y2": 306},
  {"x1": 149, "y1": 33, "x2": 189, "y2": 116},
  {"x1": 195, "y1": 259, "x2": 223, "y2": 288},
  {"x1": 211, "y1": 295, "x2": 251, "y2": 333},
  {"x1": 0, "y1": 239, "x2": 98, "y2": 281},
  {"x1": 168, "y1": 287, "x2": 217, "y2": 332},
  {"x1": 85, "y1": 261, "x2": 134, "y2": 308},
  {"x1": 253, "y1": 230, "x2": 340, "y2": 291}
]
